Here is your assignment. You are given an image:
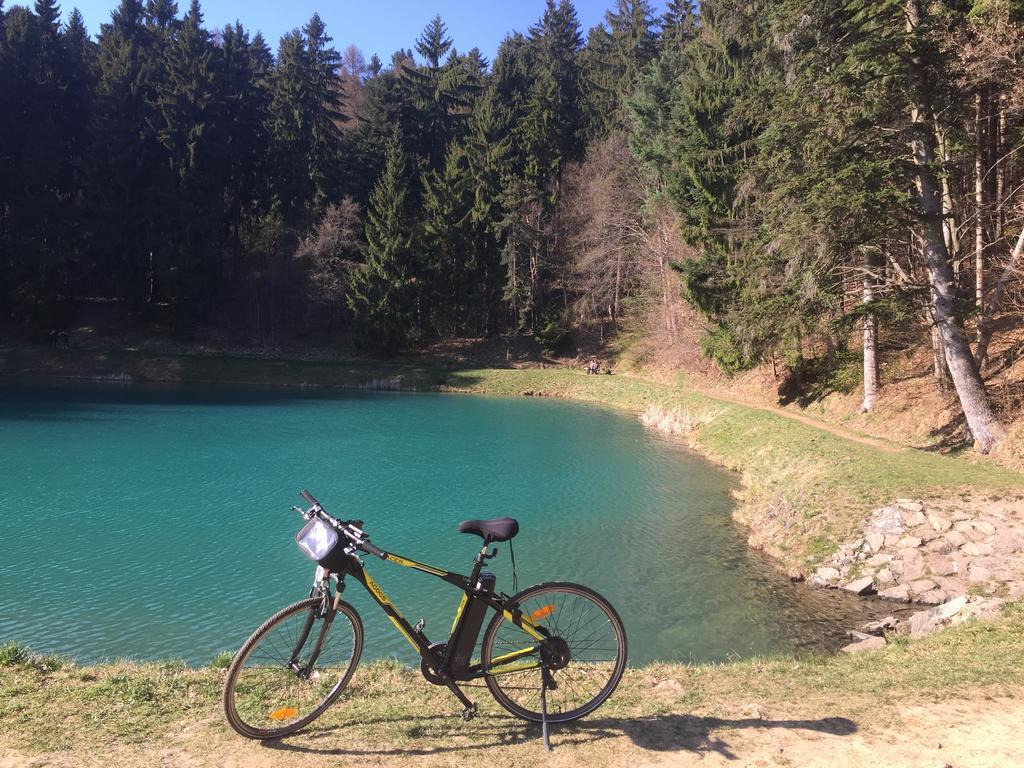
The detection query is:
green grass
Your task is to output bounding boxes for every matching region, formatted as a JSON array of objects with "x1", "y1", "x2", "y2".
[
  {"x1": 0, "y1": 641, "x2": 29, "y2": 666},
  {"x1": 1, "y1": 603, "x2": 1021, "y2": 758}
]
